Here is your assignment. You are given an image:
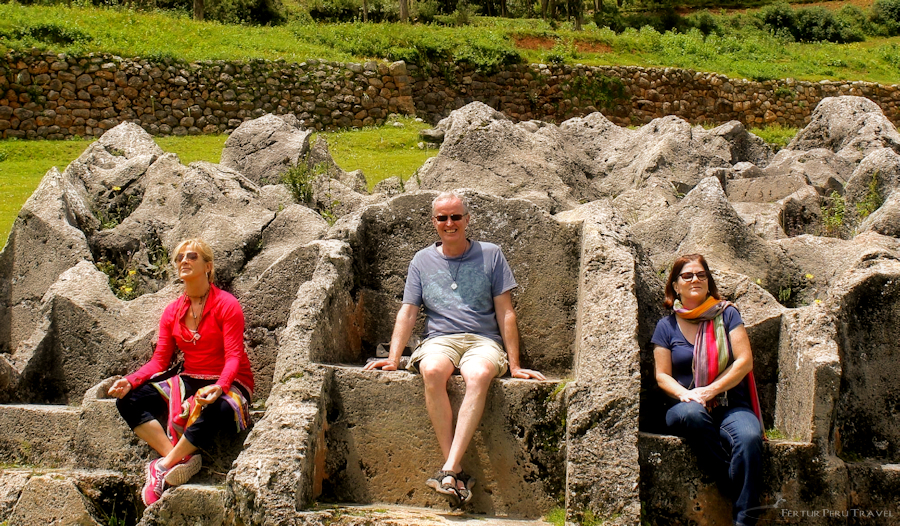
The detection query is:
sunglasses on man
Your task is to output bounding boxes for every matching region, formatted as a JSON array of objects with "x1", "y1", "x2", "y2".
[{"x1": 433, "y1": 214, "x2": 467, "y2": 222}]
